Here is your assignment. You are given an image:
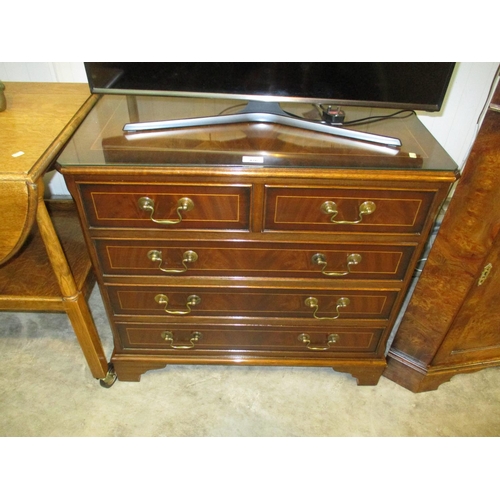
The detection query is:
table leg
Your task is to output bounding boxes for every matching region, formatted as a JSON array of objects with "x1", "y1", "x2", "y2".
[{"x1": 35, "y1": 180, "x2": 113, "y2": 384}]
